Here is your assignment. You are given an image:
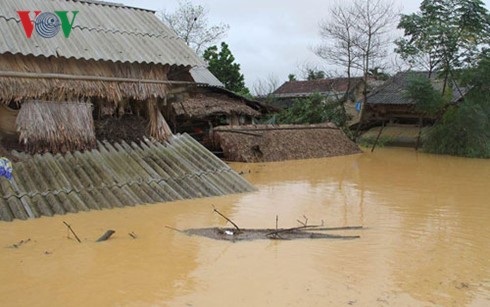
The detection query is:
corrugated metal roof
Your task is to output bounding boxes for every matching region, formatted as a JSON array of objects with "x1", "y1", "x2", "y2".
[
  {"x1": 190, "y1": 66, "x2": 224, "y2": 87},
  {"x1": 0, "y1": 0, "x2": 204, "y2": 66},
  {"x1": 0, "y1": 134, "x2": 255, "y2": 221}
]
